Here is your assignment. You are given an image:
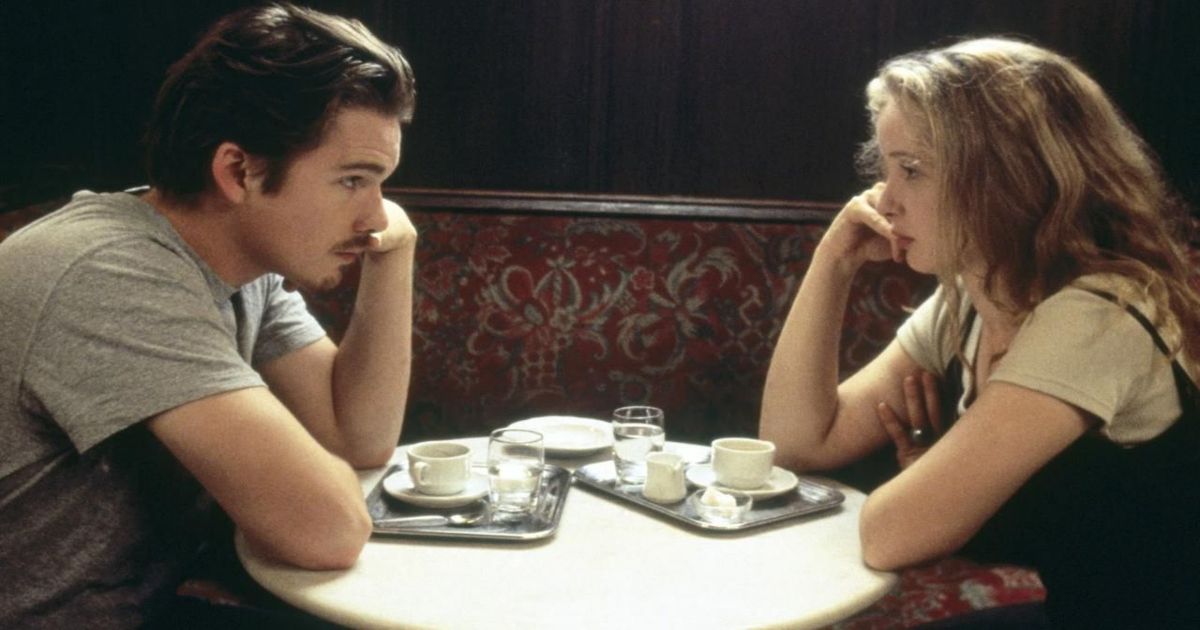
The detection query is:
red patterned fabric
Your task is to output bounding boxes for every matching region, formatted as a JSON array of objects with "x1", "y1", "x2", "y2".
[
  {"x1": 834, "y1": 558, "x2": 1045, "y2": 628},
  {"x1": 303, "y1": 209, "x2": 936, "y2": 444}
]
